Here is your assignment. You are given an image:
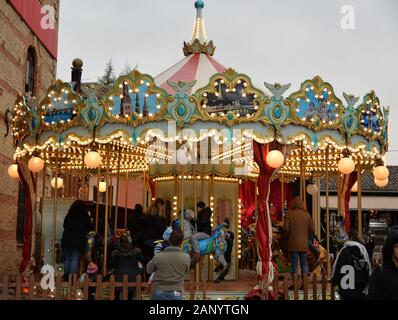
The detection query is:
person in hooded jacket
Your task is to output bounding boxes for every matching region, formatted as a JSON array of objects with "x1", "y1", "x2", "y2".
[
  {"x1": 61, "y1": 200, "x2": 93, "y2": 280},
  {"x1": 367, "y1": 228, "x2": 398, "y2": 300},
  {"x1": 110, "y1": 235, "x2": 144, "y2": 300},
  {"x1": 331, "y1": 230, "x2": 372, "y2": 300}
]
